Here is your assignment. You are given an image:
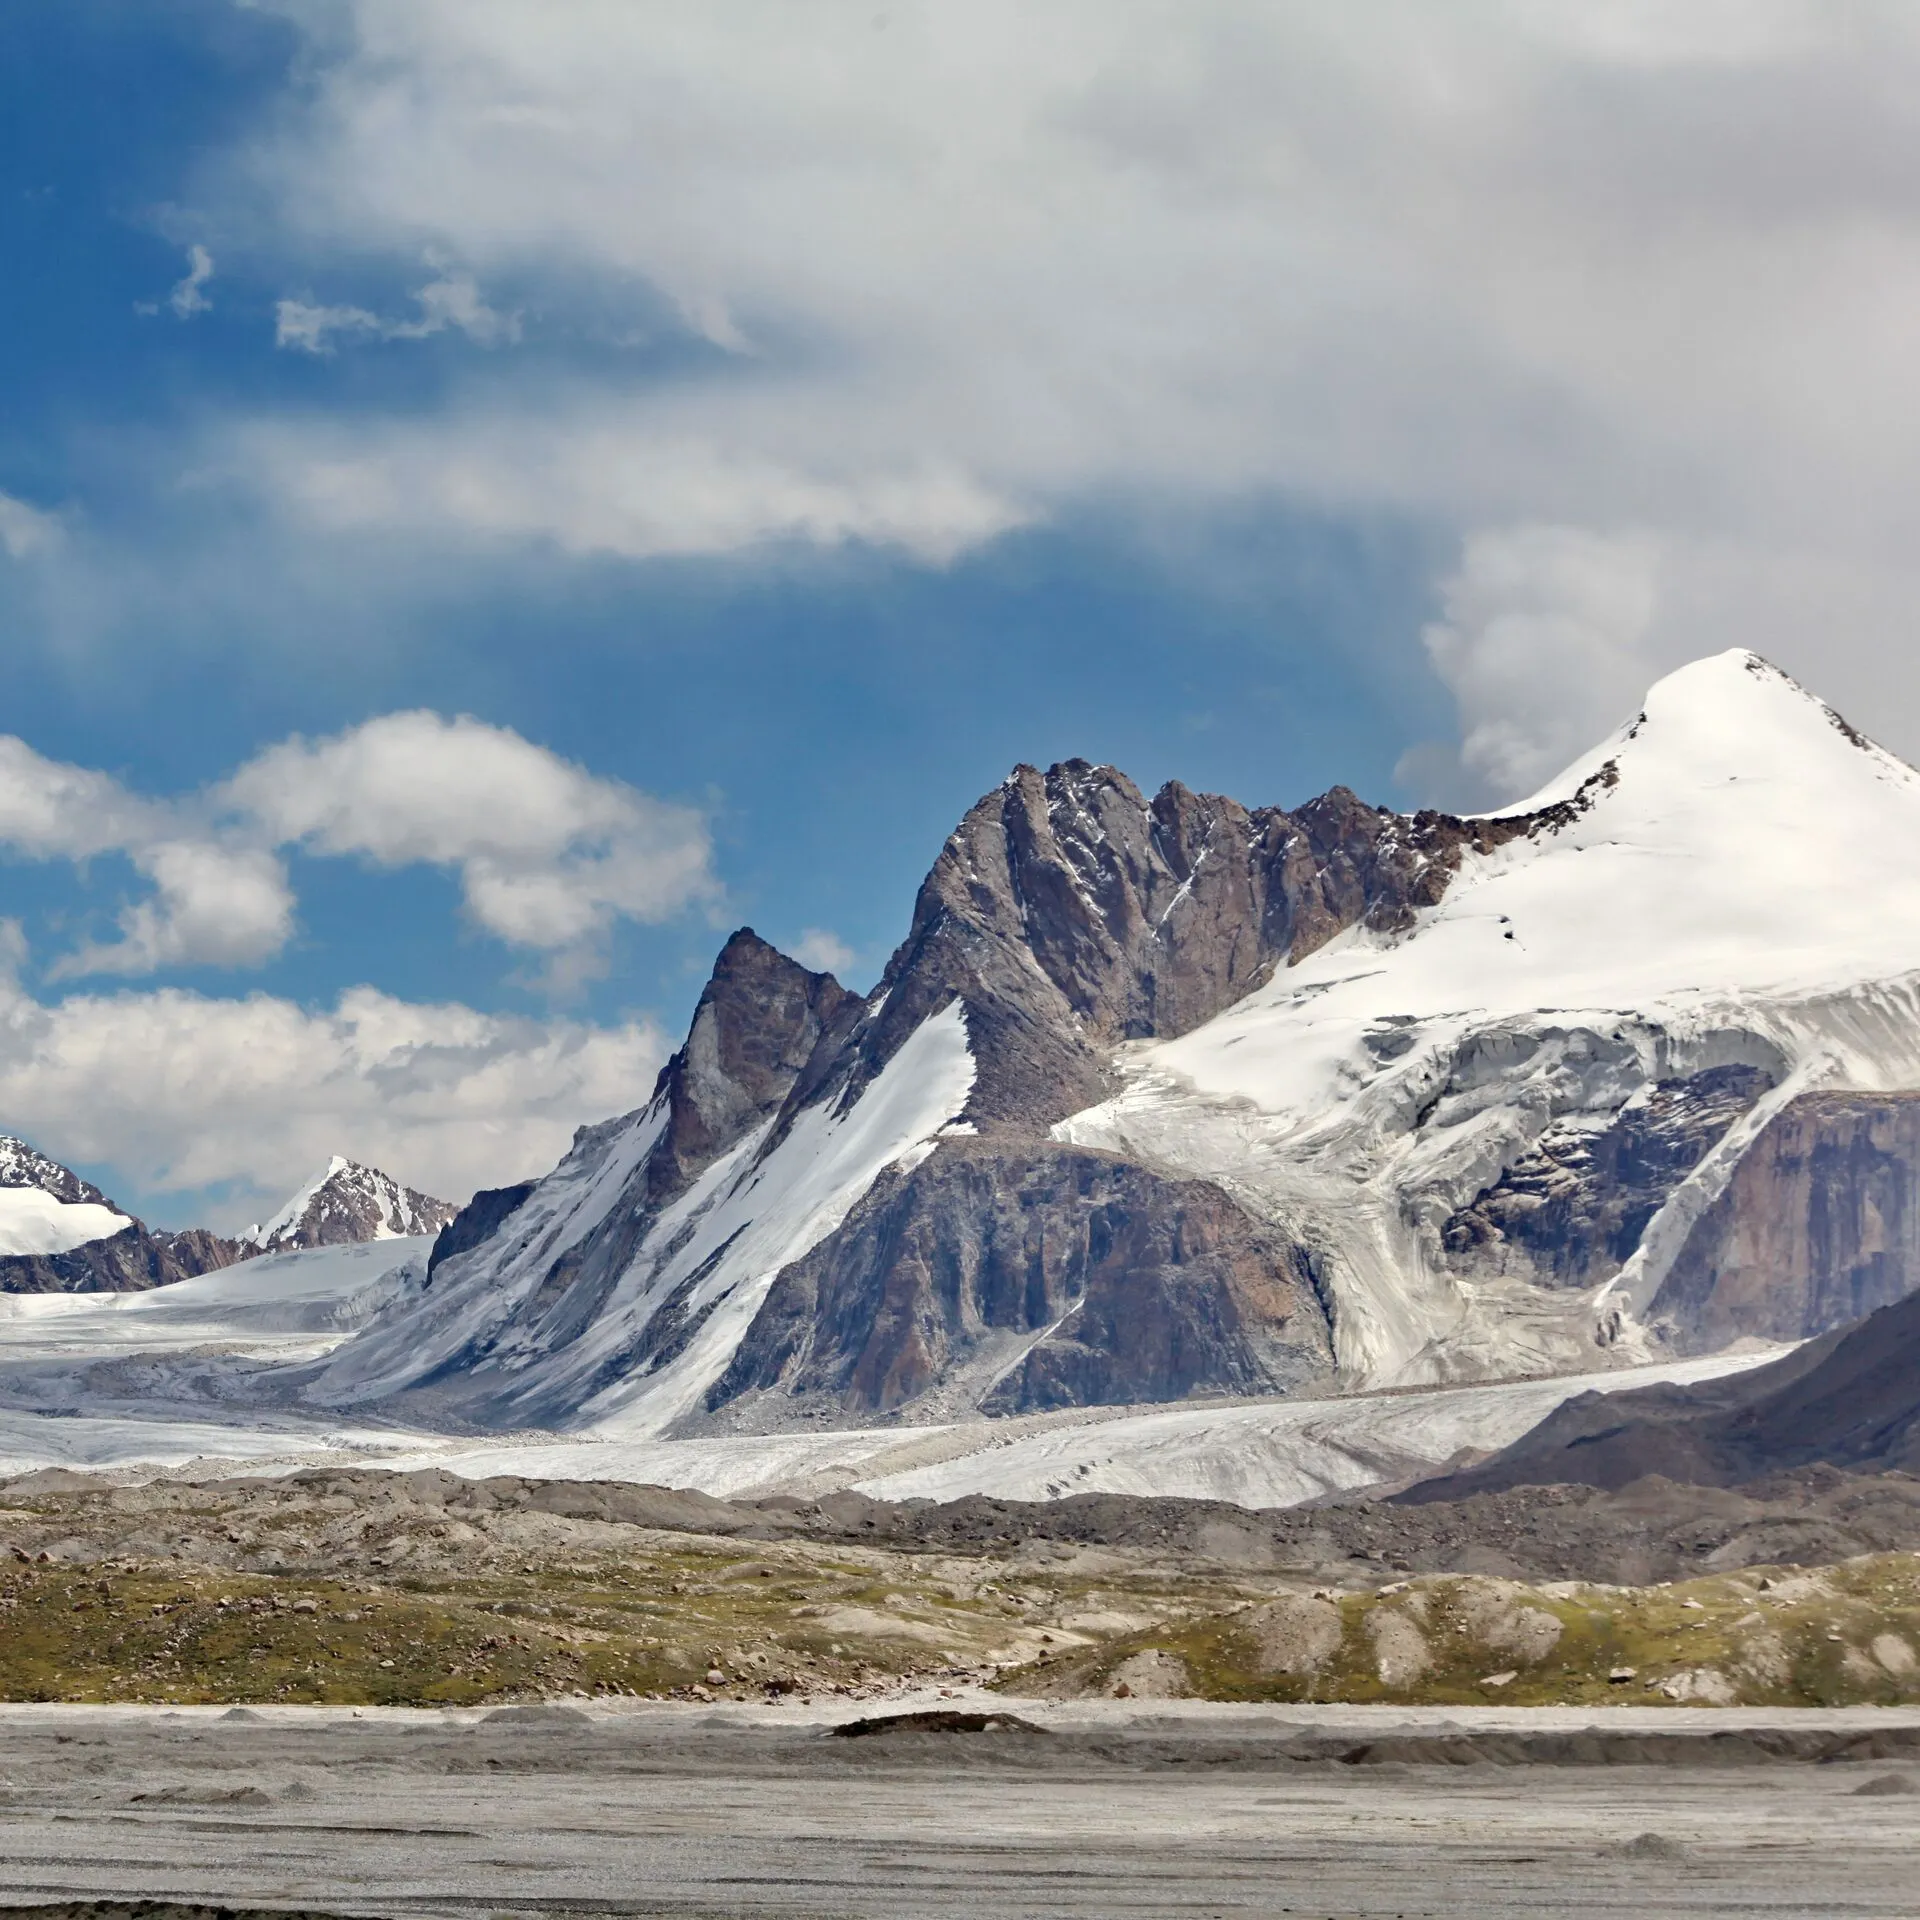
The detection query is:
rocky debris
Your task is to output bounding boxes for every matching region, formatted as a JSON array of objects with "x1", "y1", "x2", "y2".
[
  {"x1": 1873, "y1": 1632, "x2": 1916, "y2": 1674},
  {"x1": 1104, "y1": 1649, "x2": 1190, "y2": 1699},
  {"x1": 1367, "y1": 1608, "x2": 1432, "y2": 1688},
  {"x1": 247, "y1": 1157, "x2": 457, "y2": 1253},
  {"x1": 1243, "y1": 1593, "x2": 1344, "y2": 1676},
  {"x1": 1652, "y1": 1091, "x2": 1920, "y2": 1348},
  {"x1": 707, "y1": 1140, "x2": 1331, "y2": 1420},
  {"x1": 830, "y1": 1709, "x2": 1048, "y2": 1737},
  {"x1": 1653, "y1": 1668, "x2": 1737, "y2": 1704},
  {"x1": 1400, "y1": 1283, "x2": 1920, "y2": 1501},
  {"x1": 1852, "y1": 1773, "x2": 1919, "y2": 1795},
  {"x1": 1446, "y1": 1579, "x2": 1563, "y2": 1664},
  {"x1": 1441, "y1": 1066, "x2": 1772, "y2": 1290}
]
